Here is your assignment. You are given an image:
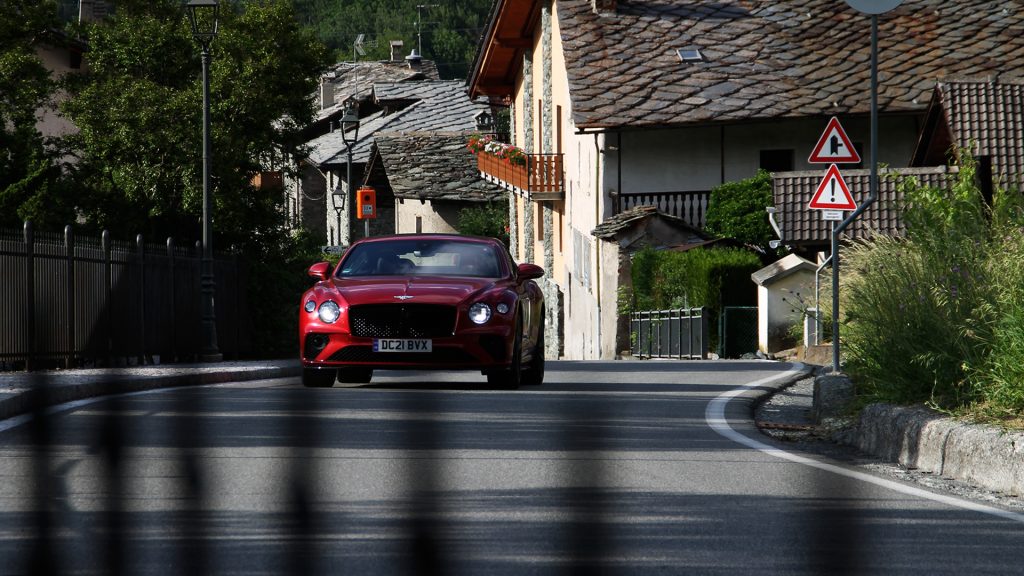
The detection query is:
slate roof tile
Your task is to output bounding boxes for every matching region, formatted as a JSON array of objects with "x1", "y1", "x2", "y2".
[
  {"x1": 557, "y1": 0, "x2": 1024, "y2": 129},
  {"x1": 373, "y1": 133, "x2": 506, "y2": 203}
]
